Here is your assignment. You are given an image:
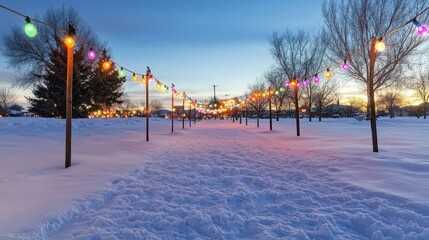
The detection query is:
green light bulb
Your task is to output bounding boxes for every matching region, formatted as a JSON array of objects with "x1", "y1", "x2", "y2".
[
  {"x1": 118, "y1": 69, "x2": 125, "y2": 77},
  {"x1": 24, "y1": 19, "x2": 37, "y2": 38}
]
